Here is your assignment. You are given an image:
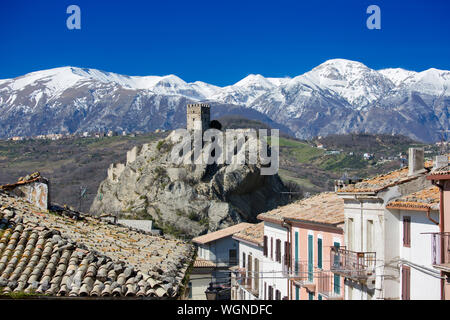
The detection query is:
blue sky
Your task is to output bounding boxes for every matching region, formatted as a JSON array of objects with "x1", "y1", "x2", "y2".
[{"x1": 1, "y1": 0, "x2": 449, "y2": 86}]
